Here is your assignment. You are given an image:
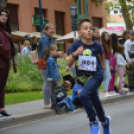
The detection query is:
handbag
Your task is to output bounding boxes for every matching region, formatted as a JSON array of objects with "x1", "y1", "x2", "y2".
[{"x1": 31, "y1": 48, "x2": 38, "y2": 64}]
